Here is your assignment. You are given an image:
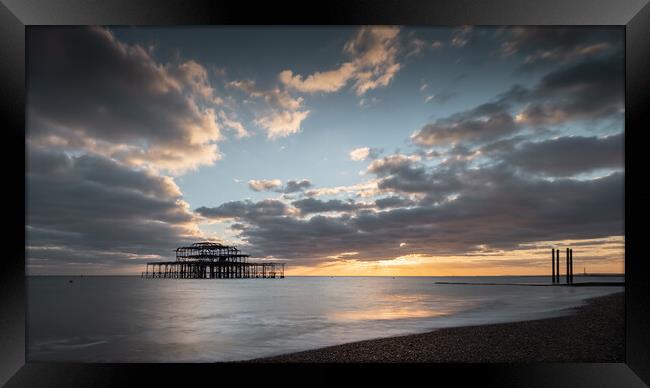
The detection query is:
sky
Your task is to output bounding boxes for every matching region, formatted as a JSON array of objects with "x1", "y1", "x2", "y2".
[{"x1": 26, "y1": 26, "x2": 625, "y2": 276}]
